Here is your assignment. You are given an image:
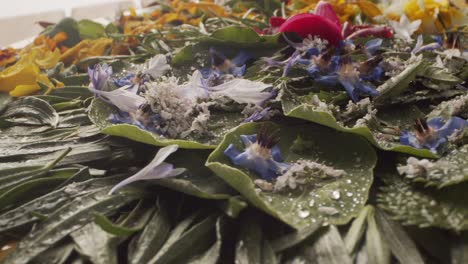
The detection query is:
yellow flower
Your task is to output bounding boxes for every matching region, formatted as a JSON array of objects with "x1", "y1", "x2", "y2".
[
  {"x1": 382, "y1": 0, "x2": 467, "y2": 33},
  {"x1": 0, "y1": 48, "x2": 17, "y2": 67},
  {"x1": 0, "y1": 45, "x2": 63, "y2": 97},
  {"x1": 290, "y1": 0, "x2": 359, "y2": 22},
  {"x1": 59, "y1": 38, "x2": 113, "y2": 65}
]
